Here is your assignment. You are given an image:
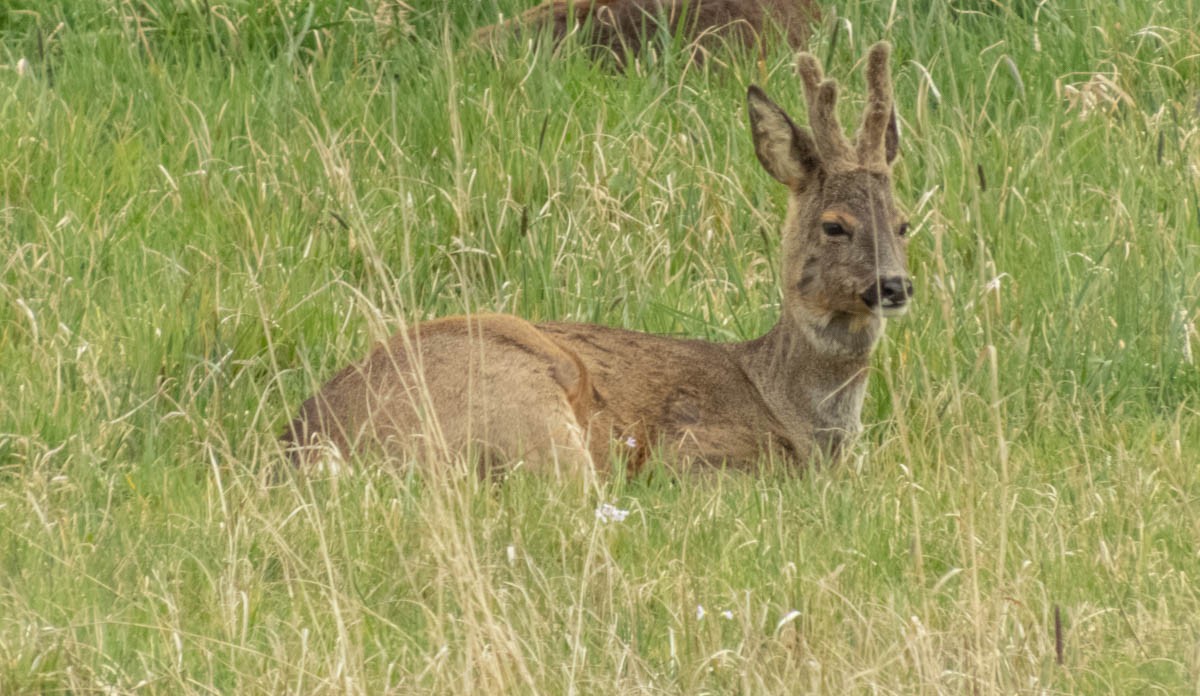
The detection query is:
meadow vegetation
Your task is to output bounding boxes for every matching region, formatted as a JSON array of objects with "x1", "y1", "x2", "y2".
[{"x1": 1, "y1": 0, "x2": 1198, "y2": 692}]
